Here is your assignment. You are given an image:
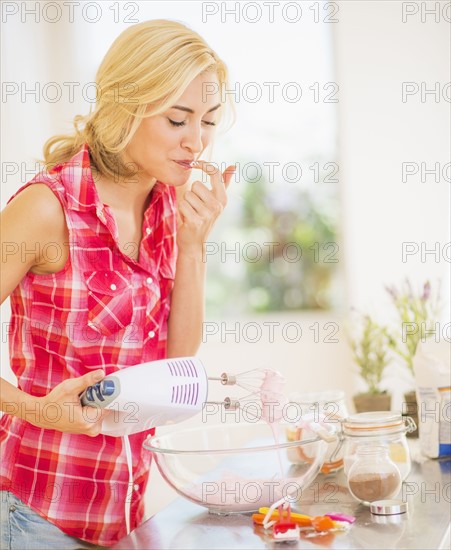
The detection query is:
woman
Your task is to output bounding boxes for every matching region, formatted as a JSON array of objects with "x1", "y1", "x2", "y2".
[{"x1": 0, "y1": 20, "x2": 235, "y2": 548}]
